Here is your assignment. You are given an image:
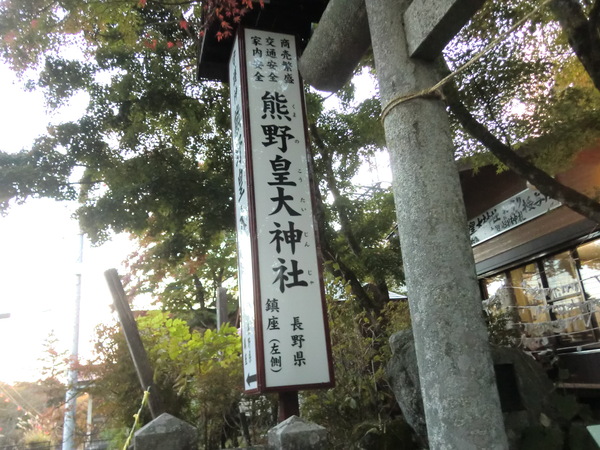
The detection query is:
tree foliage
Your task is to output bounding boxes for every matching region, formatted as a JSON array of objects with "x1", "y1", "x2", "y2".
[
  {"x1": 87, "y1": 311, "x2": 274, "y2": 449},
  {"x1": 444, "y1": 0, "x2": 600, "y2": 211},
  {"x1": 0, "y1": 0, "x2": 401, "y2": 321},
  {"x1": 85, "y1": 277, "x2": 416, "y2": 449},
  {"x1": 0, "y1": 333, "x2": 92, "y2": 449},
  {"x1": 0, "y1": 5, "x2": 407, "y2": 445},
  {"x1": 302, "y1": 274, "x2": 414, "y2": 449},
  {"x1": 444, "y1": 0, "x2": 599, "y2": 162}
]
